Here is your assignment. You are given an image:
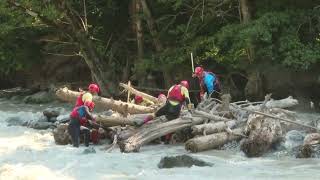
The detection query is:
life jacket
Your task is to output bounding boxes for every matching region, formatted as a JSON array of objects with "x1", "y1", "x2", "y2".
[
  {"x1": 70, "y1": 105, "x2": 87, "y2": 119},
  {"x1": 203, "y1": 71, "x2": 221, "y2": 92},
  {"x1": 168, "y1": 85, "x2": 185, "y2": 102},
  {"x1": 75, "y1": 93, "x2": 84, "y2": 107}
]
